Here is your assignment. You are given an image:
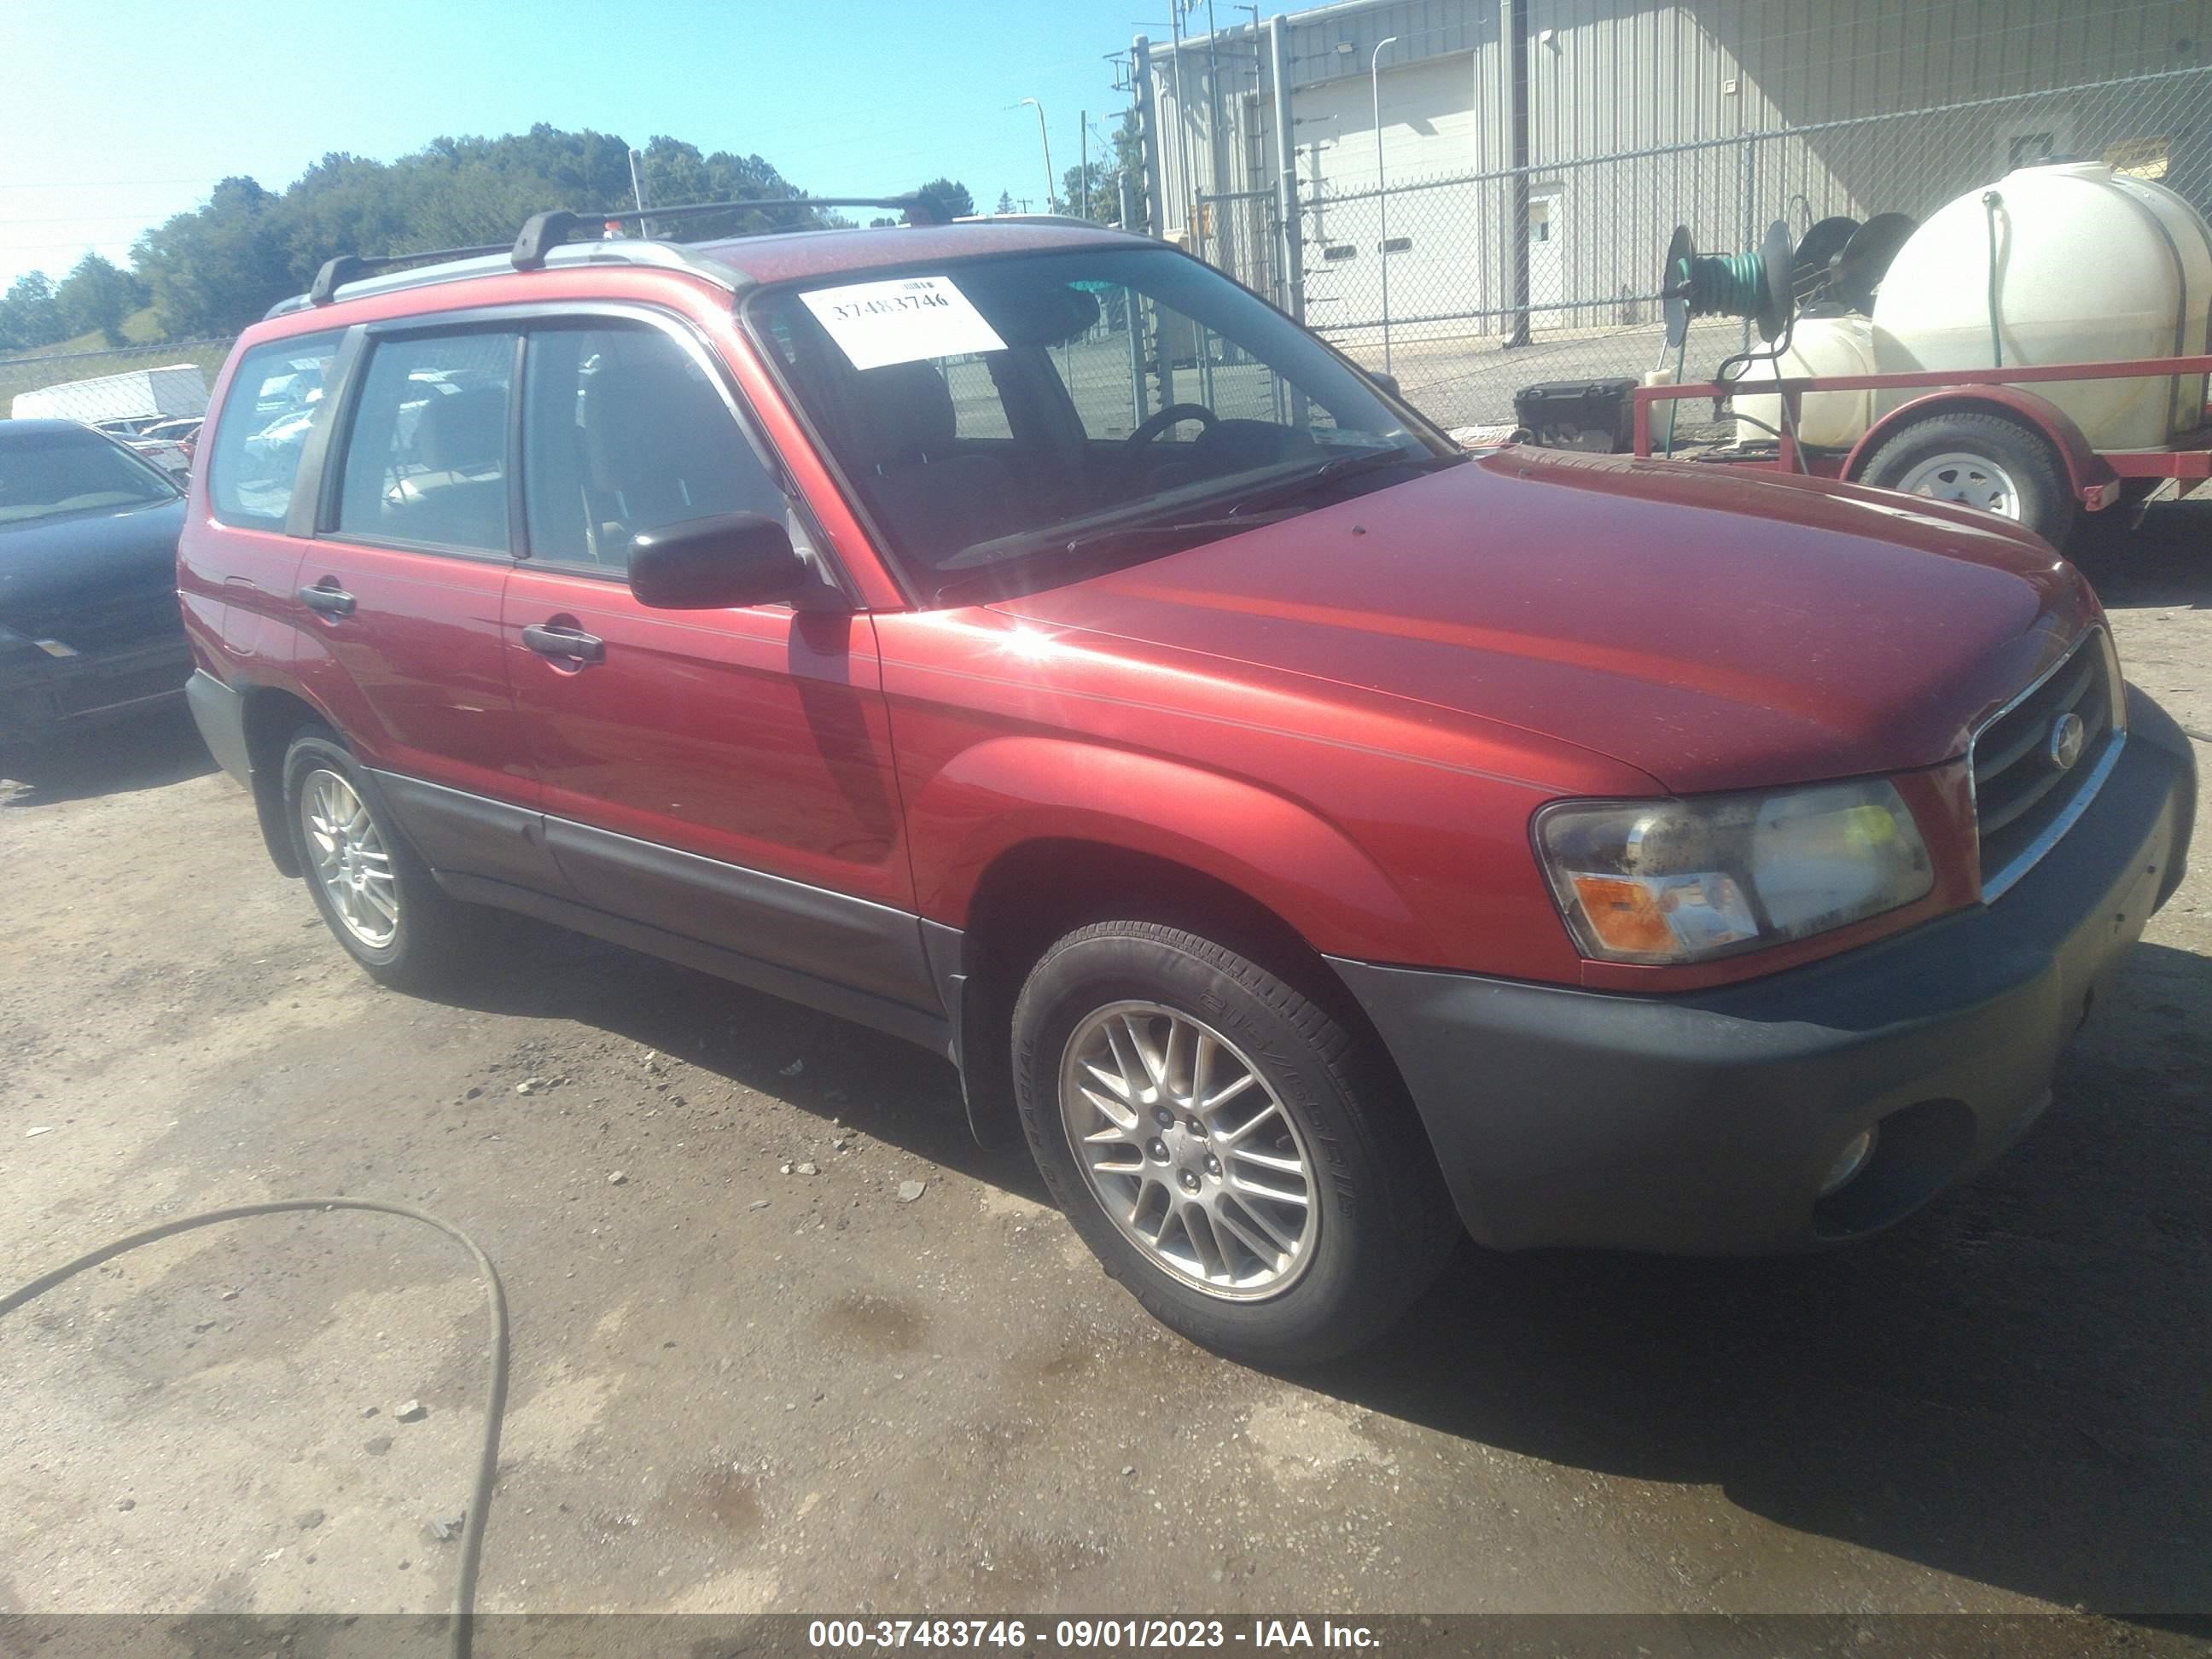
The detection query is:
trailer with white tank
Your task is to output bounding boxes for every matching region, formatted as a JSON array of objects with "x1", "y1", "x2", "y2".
[{"x1": 1586, "y1": 159, "x2": 2212, "y2": 547}]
